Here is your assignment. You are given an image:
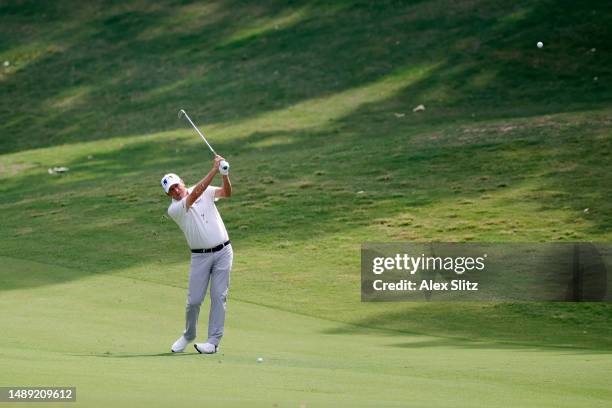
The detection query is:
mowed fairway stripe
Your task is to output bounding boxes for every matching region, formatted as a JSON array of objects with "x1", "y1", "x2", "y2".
[{"x1": 1, "y1": 256, "x2": 611, "y2": 408}]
